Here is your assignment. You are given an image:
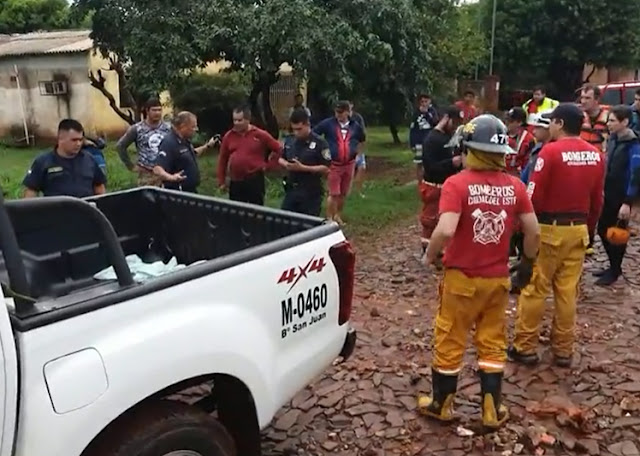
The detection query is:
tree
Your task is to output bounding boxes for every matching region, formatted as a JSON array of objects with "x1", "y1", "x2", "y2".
[
  {"x1": 481, "y1": 0, "x2": 640, "y2": 99},
  {"x1": 0, "y1": 0, "x2": 86, "y2": 34},
  {"x1": 308, "y1": 0, "x2": 486, "y2": 143},
  {"x1": 77, "y1": 0, "x2": 358, "y2": 136}
]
